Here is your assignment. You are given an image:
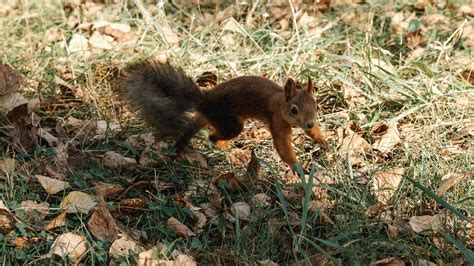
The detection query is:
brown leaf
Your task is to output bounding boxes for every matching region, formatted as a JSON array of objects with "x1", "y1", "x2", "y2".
[
  {"x1": 103, "y1": 151, "x2": 137, "y2": 171},
  {"x1": 37, "y1": 128, "x2": 59, "y2": 147},
  {"x1": 43, "y1": 211, "x2": 67, "y2": 230},
  {"x1": 437, "y1": 172, "x2": 470, "y2": 195},
  {"x1": 0, "y1": 158, "x2": 16, "y2": 180},
  {"x1": 92, "y1": 180, "x2": 125, "y2": 197},
  {"x1": 231, "y1": 202, "x2": 251, "y2": 221},
  {"x1": 87, "y1": 201, "x2": 121, "y2": 242},
  {"x1": 109, "y1": 235, "x2": 145, "y2": 257},
  {"x1": 415, "y1": 0, "x2": 434, "y2": 10},
  {"x1": 242, "y1": 150, "x2": 262, "y2": 182},
  {"x1": 60, "y1": 191, "x2": 98, "y2": 214},
  {"x1": 167, "y1": 217, "x2": 196, "y2": 239},
  {"x1": 0, "y1": 200, "x2": 14, "y2": 233},
  {"x1": 409, "y1": 215, "x2": 442, "y2": 234},
  {"x1": 371, "y1": 257, "x2": 405, "y2": 266},
  {"x1": 372, "y1": 123, "x2": 401, "y2": 154},
  {"x1": 212, "y1": 172, "x2": 240, "y2": 192},
  {"x1": 118, "y1": 198, "x2": 146, "y2": 213},
  {"x1": 451, "y1": 124, "x2": 474, "y2": 140},
  {"x1": 0, "y1": 63, "x2": 22, "y2": 95},
  {"x1": 44, "y1": 142, "x2": 69, "y2": 180},
  {"x1": 139, "y1": 149, "x2": 167, "y2": 168},
  {"x1": 35, "y1": 175, "x2": 70, "y2": 195},
  {"x1": 387, "y1": 224, "x2": 400, "y2": 239},
  {"x1": 11, "y1": 237, "x2": 28, "y2": 248},
  {"x1": 67, "y1": 33, "x2": 89, "y2": 53},
  {"x1": 250, "y1": 193, "x2": 271, "y2": 207},
  {"x1": 1, "y1": 93, "x2": 27, "y2": 113},
  {"x1": 227, "y1": 148, "x2": 251, "y2": 166},
  {"x1": 89, "y1": 31, "x2": 113, "y2": 50},
  {"x1": 339, "y1": 122, "x2": 371, "y2": 166},
  {"x1": 48, "y1": 232, "x2": 88, "y2": 262},
  {"x1": 178, "y1": 151, "x2": 208, "y2": 169},
  {"x1": 18, "y1": 200, "x2": 49, "y2": 223},
  {"x1": 6, "y1": 103, "x2": 37, "y2": 151},
  {"x1": 373, "y1": 168, "x2": 404, "y2": 204}
]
